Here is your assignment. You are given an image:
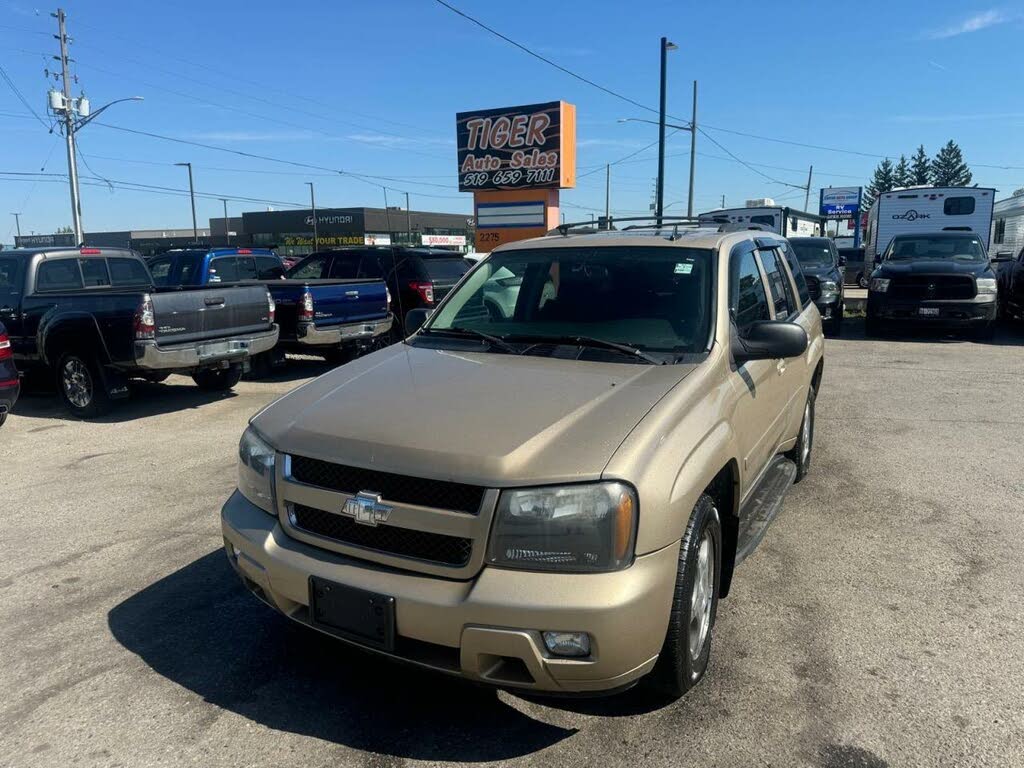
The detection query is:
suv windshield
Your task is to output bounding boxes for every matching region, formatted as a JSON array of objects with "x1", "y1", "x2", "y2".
[
  {"x1": 885, "y1": 235, "x2": 987, "y2": 262},
  {"x1": 423, "y1": 246, "x2": 712, "y2": 356},
  {"x1": 791, "y1": 241, "x2": 834, "y2": 267}
]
